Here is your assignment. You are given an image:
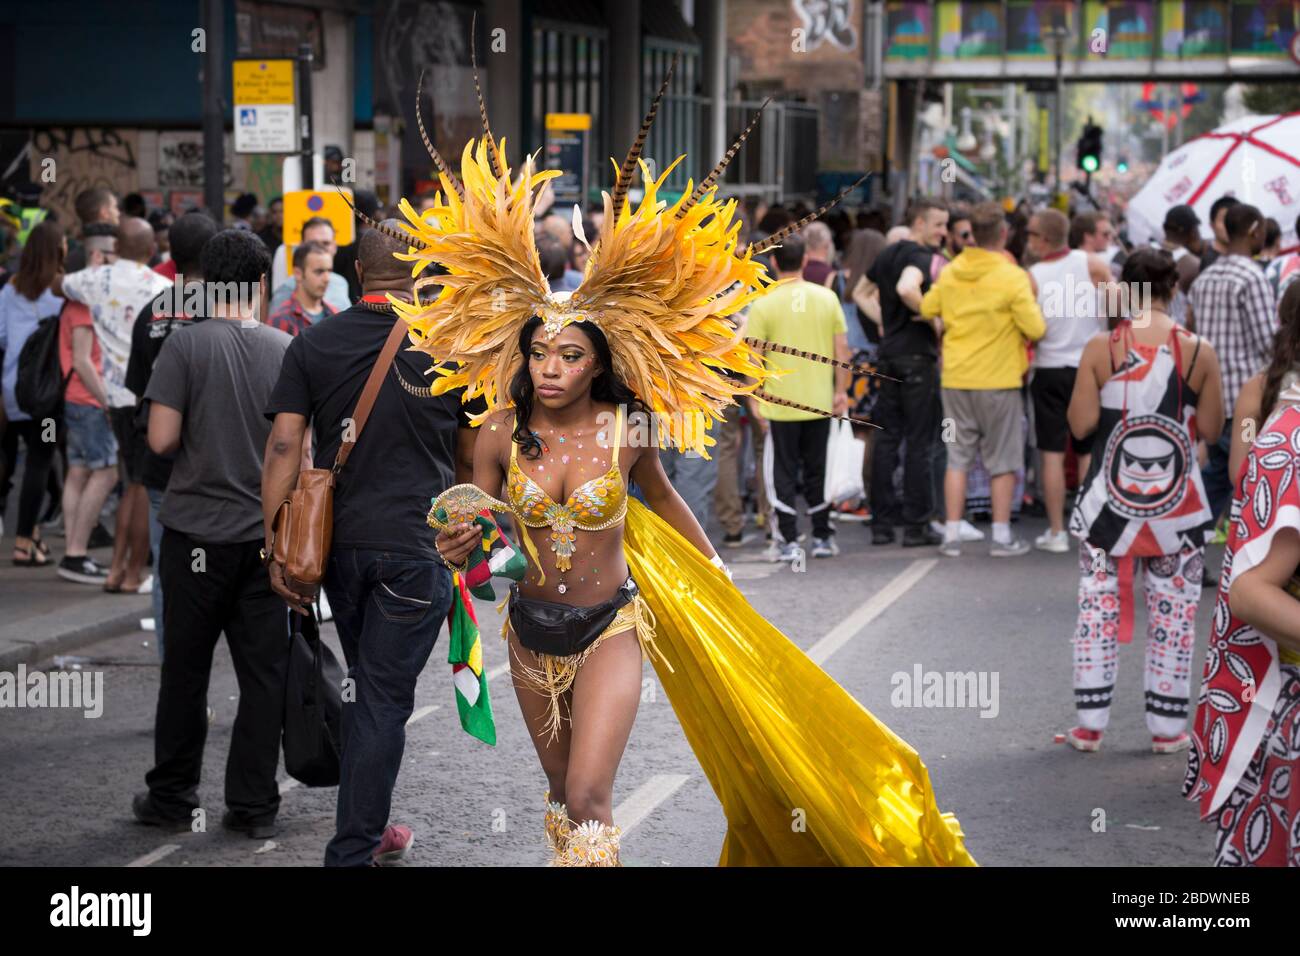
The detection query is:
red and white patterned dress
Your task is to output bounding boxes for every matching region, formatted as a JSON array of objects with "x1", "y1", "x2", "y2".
[{"x1": 1184, "y1": 404, "x2": 1300, "y2": 866}]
